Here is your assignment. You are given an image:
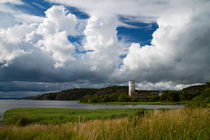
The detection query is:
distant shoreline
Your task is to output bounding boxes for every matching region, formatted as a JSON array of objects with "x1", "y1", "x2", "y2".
[{"x1": 81, "y1": 101, "x2": 186, "y2": 105}]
